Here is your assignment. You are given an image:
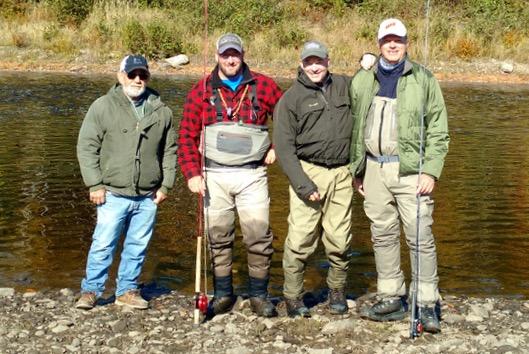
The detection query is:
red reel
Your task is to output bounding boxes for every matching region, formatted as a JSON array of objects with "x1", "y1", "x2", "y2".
[
  {"x1": 416, "y1": 321, "x2": 424, "y2": 334},
  {"x1": 197, "y1": 293, "x2": 208, "y2": 314}
]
